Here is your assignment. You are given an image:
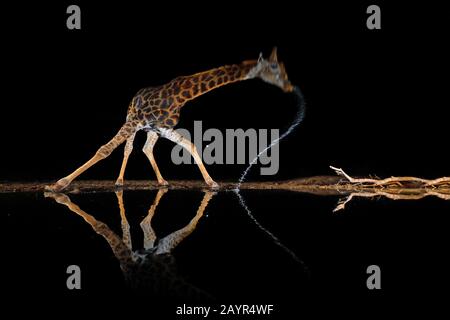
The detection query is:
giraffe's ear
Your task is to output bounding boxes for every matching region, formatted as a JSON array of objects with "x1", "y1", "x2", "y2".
[
  {"x1": 258, "y1": 52, "x2": 264, "y2": 64},
  {"x1": 269, "y1": 47, "x2": 278, "y2": 62}
]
